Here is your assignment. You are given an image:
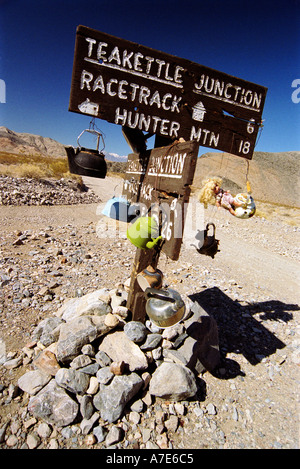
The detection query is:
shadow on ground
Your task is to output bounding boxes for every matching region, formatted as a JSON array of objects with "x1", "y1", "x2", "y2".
[{"x1": 189, "y1": 287, "x2": 299, "y2": 380}]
